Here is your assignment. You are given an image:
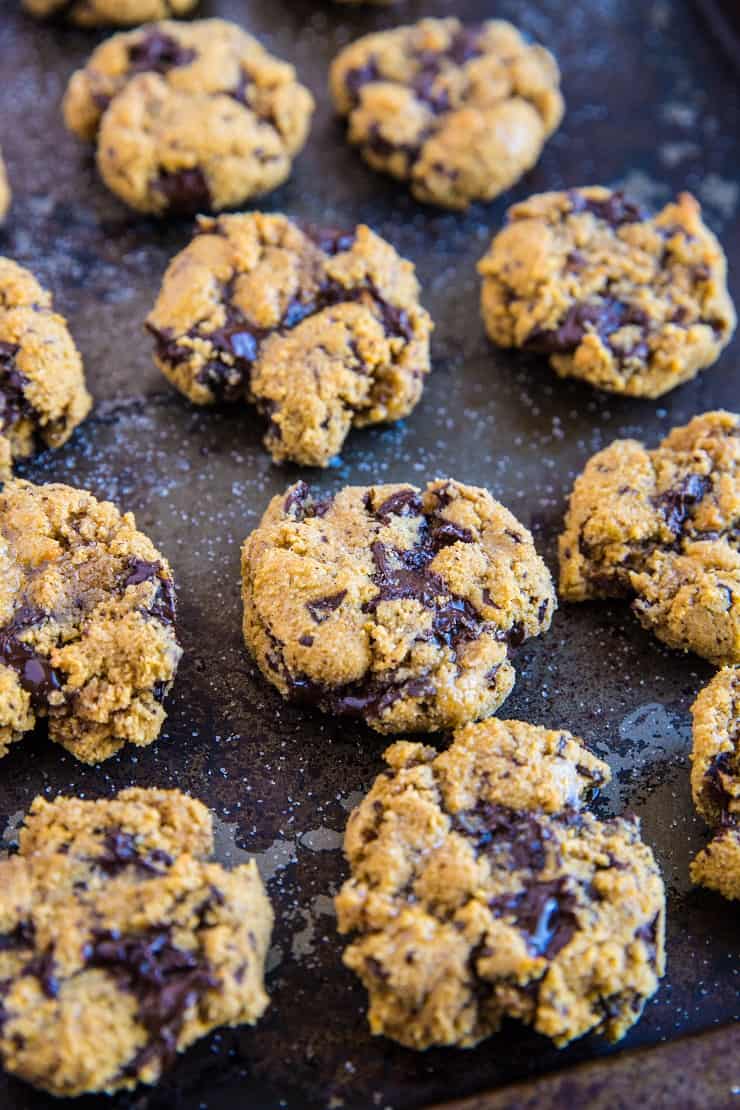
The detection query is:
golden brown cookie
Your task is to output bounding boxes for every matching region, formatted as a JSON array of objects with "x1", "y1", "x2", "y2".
[
  {"x1": 0, "y1": 788, "x2": 272, "y2": 1096},
  {"x1": 0, "y1": 258, "x2": 91, "y2": 479},
  {"x1": 241, "y1": 479, "x2": 556, "y2": 733},
  {"x1": 478, "y1": 188, "x2": 736, "y2": 397},
  {"x1": 0, "y1": 479, "x2": 182, "y2": 763},
  {"x1": 336, "y1": 718, "x2": 666, "y2": 1049},
  {"x1": 0, "y1": 150, "x2": 10, "y2": 224},
  {"x1": 559, "y1": 411, "x2": 740, "y2": 664},
  {"x1": 23, "y1": 0, "x2": 197, "y2": 26},
  {"x1": 329, "y1": 18, "x2": 563, "y2": 209},
  {"x1": 147, "y1": 214, "x2": 432, "y2": 467},
  {"x1": 689, "y1": 665, "x2": 740, "y2": 899},
  {"x1": 63, "y1": 20, "x2": 314, "y2": 216}
]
